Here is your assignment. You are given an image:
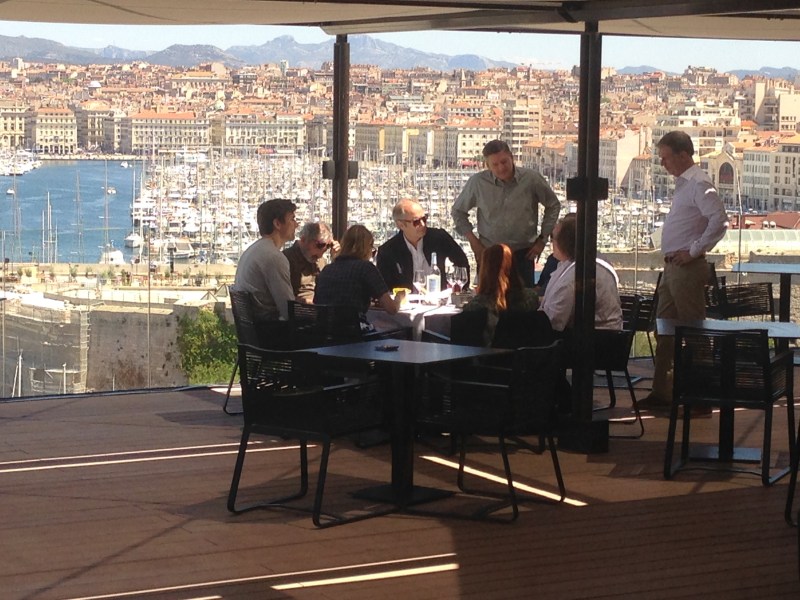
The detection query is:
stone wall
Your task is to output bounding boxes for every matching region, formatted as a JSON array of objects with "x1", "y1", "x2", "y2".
[{"x1": 85, "y1": 304, "x2": 194, "y2": 391}]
